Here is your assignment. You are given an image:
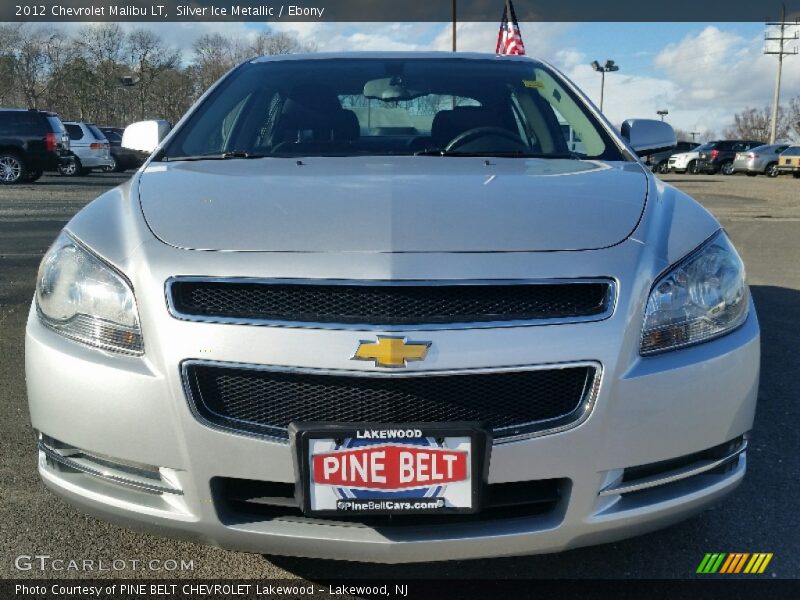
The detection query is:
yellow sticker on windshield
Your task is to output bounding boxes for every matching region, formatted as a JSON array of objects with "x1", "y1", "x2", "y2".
[{"x1": 523, "y1": 80, "x2": 544, "y2": 89}]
